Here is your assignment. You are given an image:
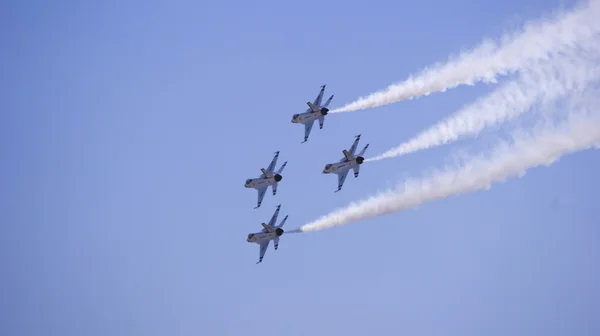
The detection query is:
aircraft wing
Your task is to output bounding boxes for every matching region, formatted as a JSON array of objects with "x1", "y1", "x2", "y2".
[
  {"x1": 257, "y1": 240, "x2": 270, "y2": 264},
  {"x1": 255, "y1": 186, "x2": 267, "y2": 209},
  {"x1": 267, "y1": 205, "x2": 281, "y2": 227},
  {"x1": 302, "y1": 120, "x2": 314, "y2": 143},
  {"x1": 349, "y1": 135, "x2": 361, "y2": 156},
  {"x1": 312, "y1": 85, "x2": 326, "y2": 107},
  {"x1": 266, "y1": 151, "x2": 279, "y2": 173},
  {"x1": 336, "y1": 170, "x2": 349, "y2": 192}
]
